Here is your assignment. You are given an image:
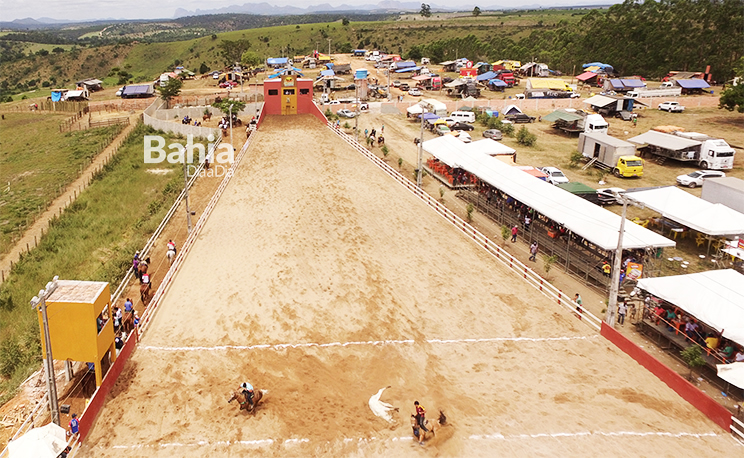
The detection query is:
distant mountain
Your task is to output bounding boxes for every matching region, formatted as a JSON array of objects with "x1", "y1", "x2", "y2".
[{"x1": 173, "y1": 2, "x2": 475, "y2": 18}]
